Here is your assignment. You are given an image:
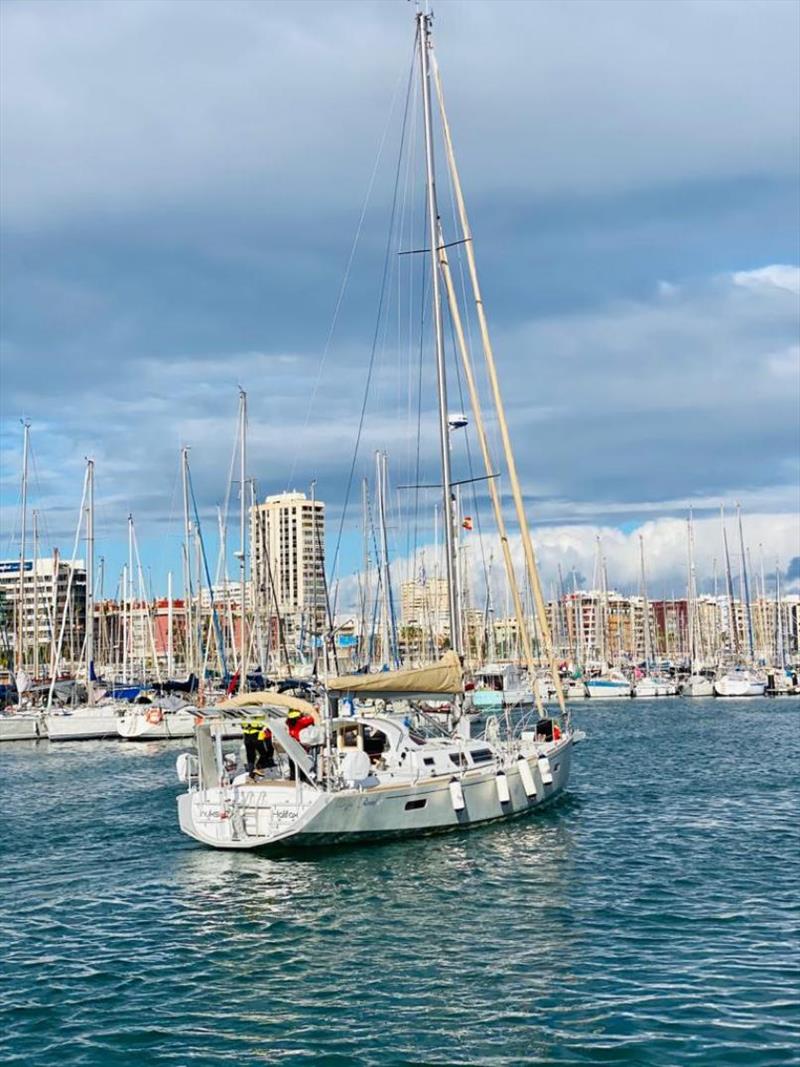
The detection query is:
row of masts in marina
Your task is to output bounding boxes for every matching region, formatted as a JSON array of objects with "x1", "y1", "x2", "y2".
[
  {"x1": 6, "y1": 484, "x2": 794, "y2": 702},
  {"x1": 4, "y1": 412, "x2": 795, "y2": 699},
  {"x1": 4, "y1": 6, "x2": 794, "y2": 705}
]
